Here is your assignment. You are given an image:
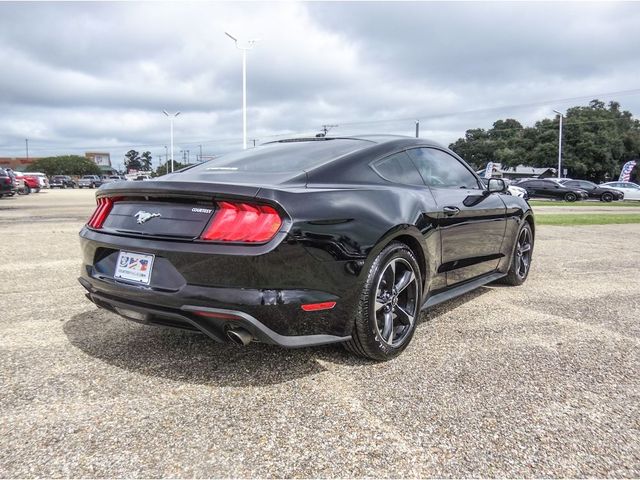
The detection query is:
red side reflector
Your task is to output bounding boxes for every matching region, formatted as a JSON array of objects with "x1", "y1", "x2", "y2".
[
  {"x1": 201, "y1": 201, "x2": 282, "y2": 243},
  {"x1": 87, "y1": 197, "x2": 115, "y2": 229},
  {"x1": 301, "y1": 301, "x2": 337, "y2": 312}
]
